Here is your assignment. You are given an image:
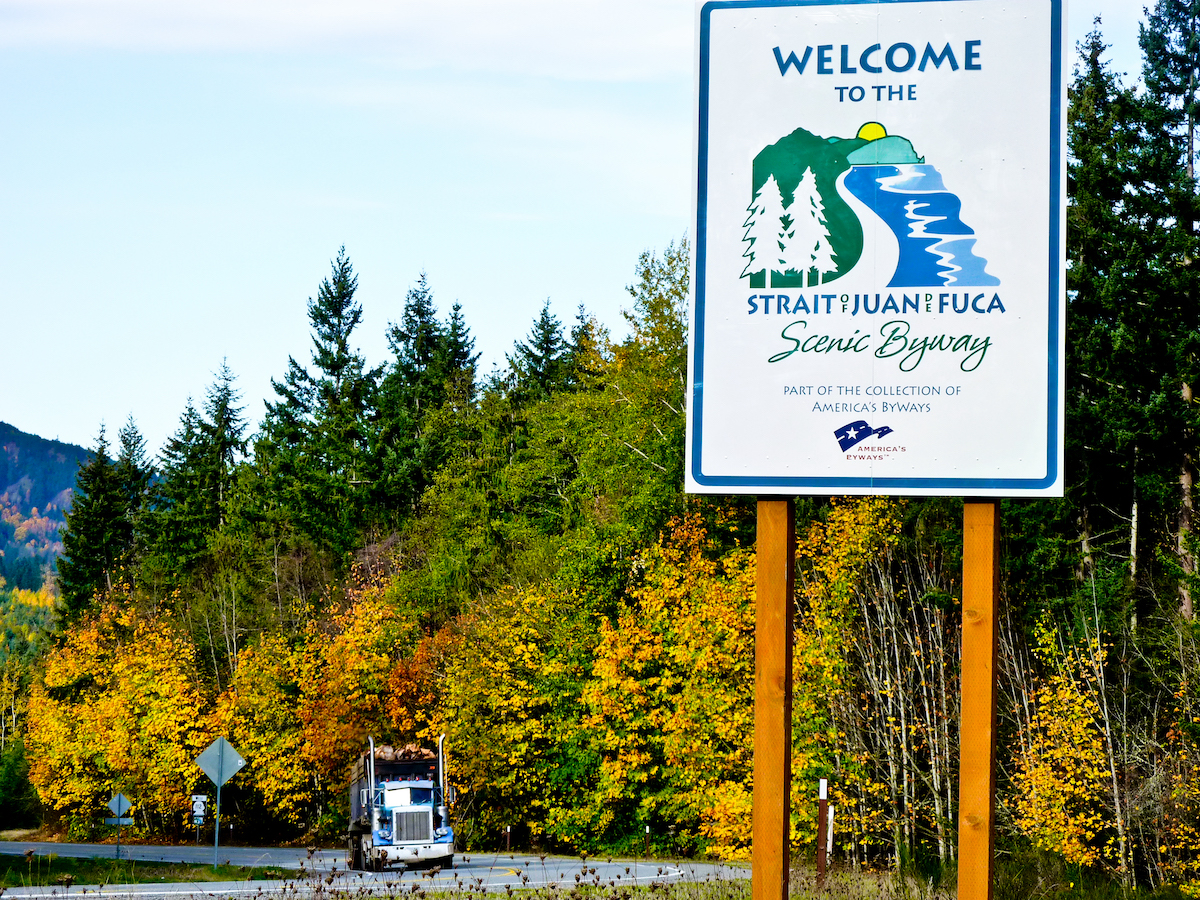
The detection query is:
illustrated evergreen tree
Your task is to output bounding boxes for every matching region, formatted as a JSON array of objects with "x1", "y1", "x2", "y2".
[
  {"x1": 779, "y1": 168, "x2": 819, "y2": 279},
  {"x1": 261, "y1": 248, "x2": 381, "y2": 557},
  {"x1": 808, "y1": 173, "x2": 835, "y2": 283},
  {"x1": 786, "y1": 167, "x2": 837, "y2": 285},
  {"x1": 57, "y1": 425, "x2": 128, "y2": 621},
  {"x1": 811, "y1": 233, "x2": 836, "y2": 285},
  {"x1": 741, "y1": 174, "x2": 786, "y2": 282}
]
